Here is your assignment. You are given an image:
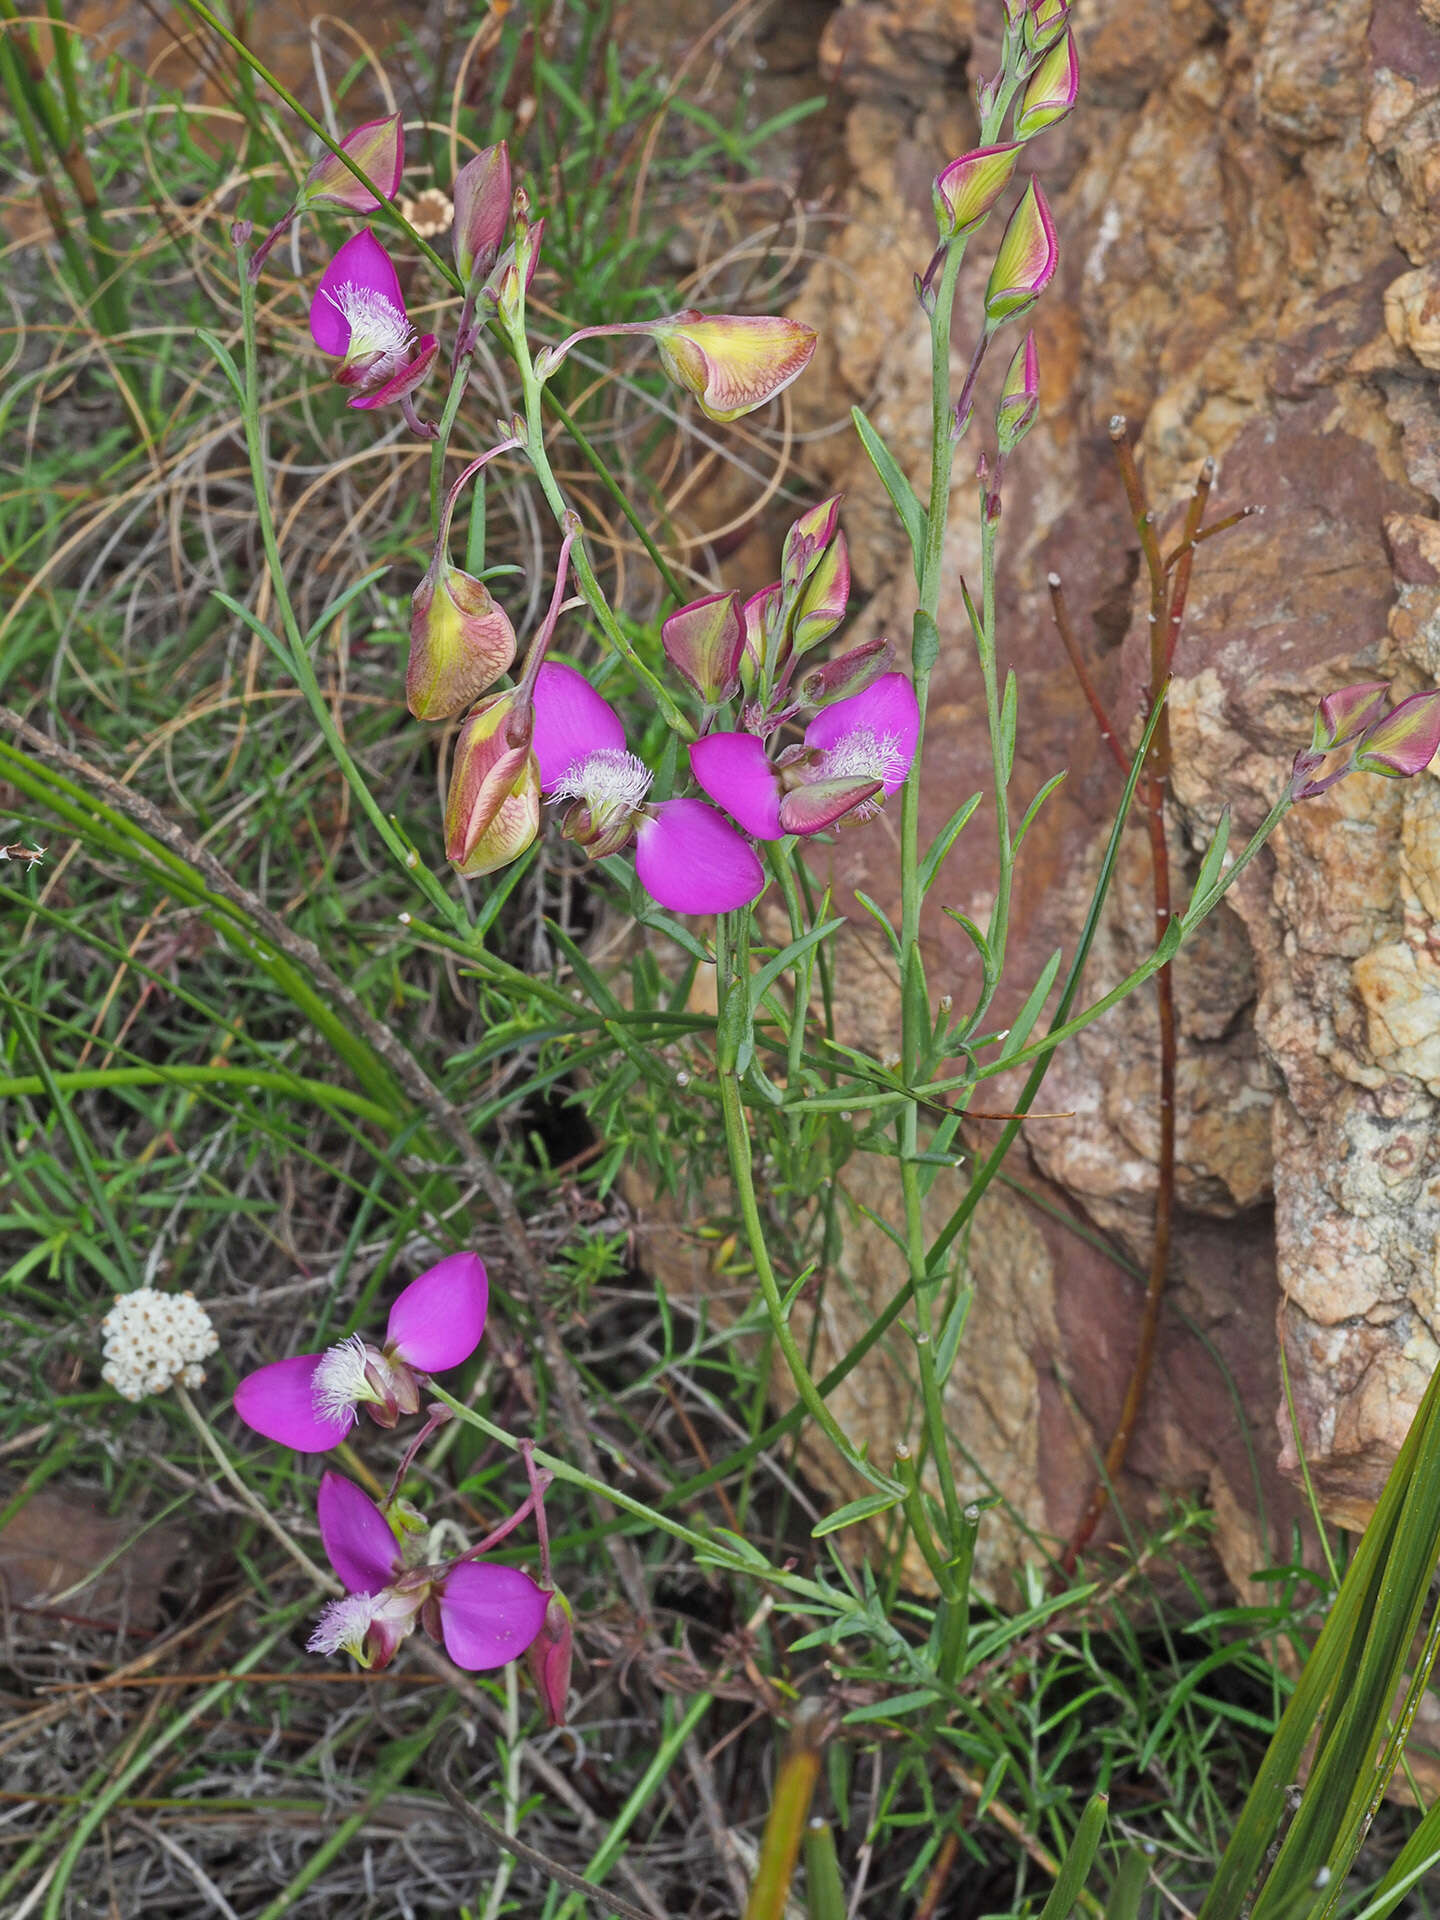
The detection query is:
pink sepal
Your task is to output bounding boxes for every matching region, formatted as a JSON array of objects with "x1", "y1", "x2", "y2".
[
  {"x1": 317, "y1": 1471, "x2": 398, "y2": 1595},
  {"x1": 311, "y1": 229, "x2": 404, "y2": 356},
  {"x1": 386, "y1": 1251, "x2": 489, "y2": 1372},
  {"x1": 439, "y1": 1562, "x2": 550, "y2": 1670},
  {"x1": 635, "y1": 799, "x2": 766, "y2": 913},
  {"x1": 690, "y1": 731, "x2": 784, "y2": 839},
  {"x1": 531, "y1": 662, "x2": 627, "y2": 791},
  {"x1": 234, "y1": 1354, "x2": 352, "y2": 1452}
]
